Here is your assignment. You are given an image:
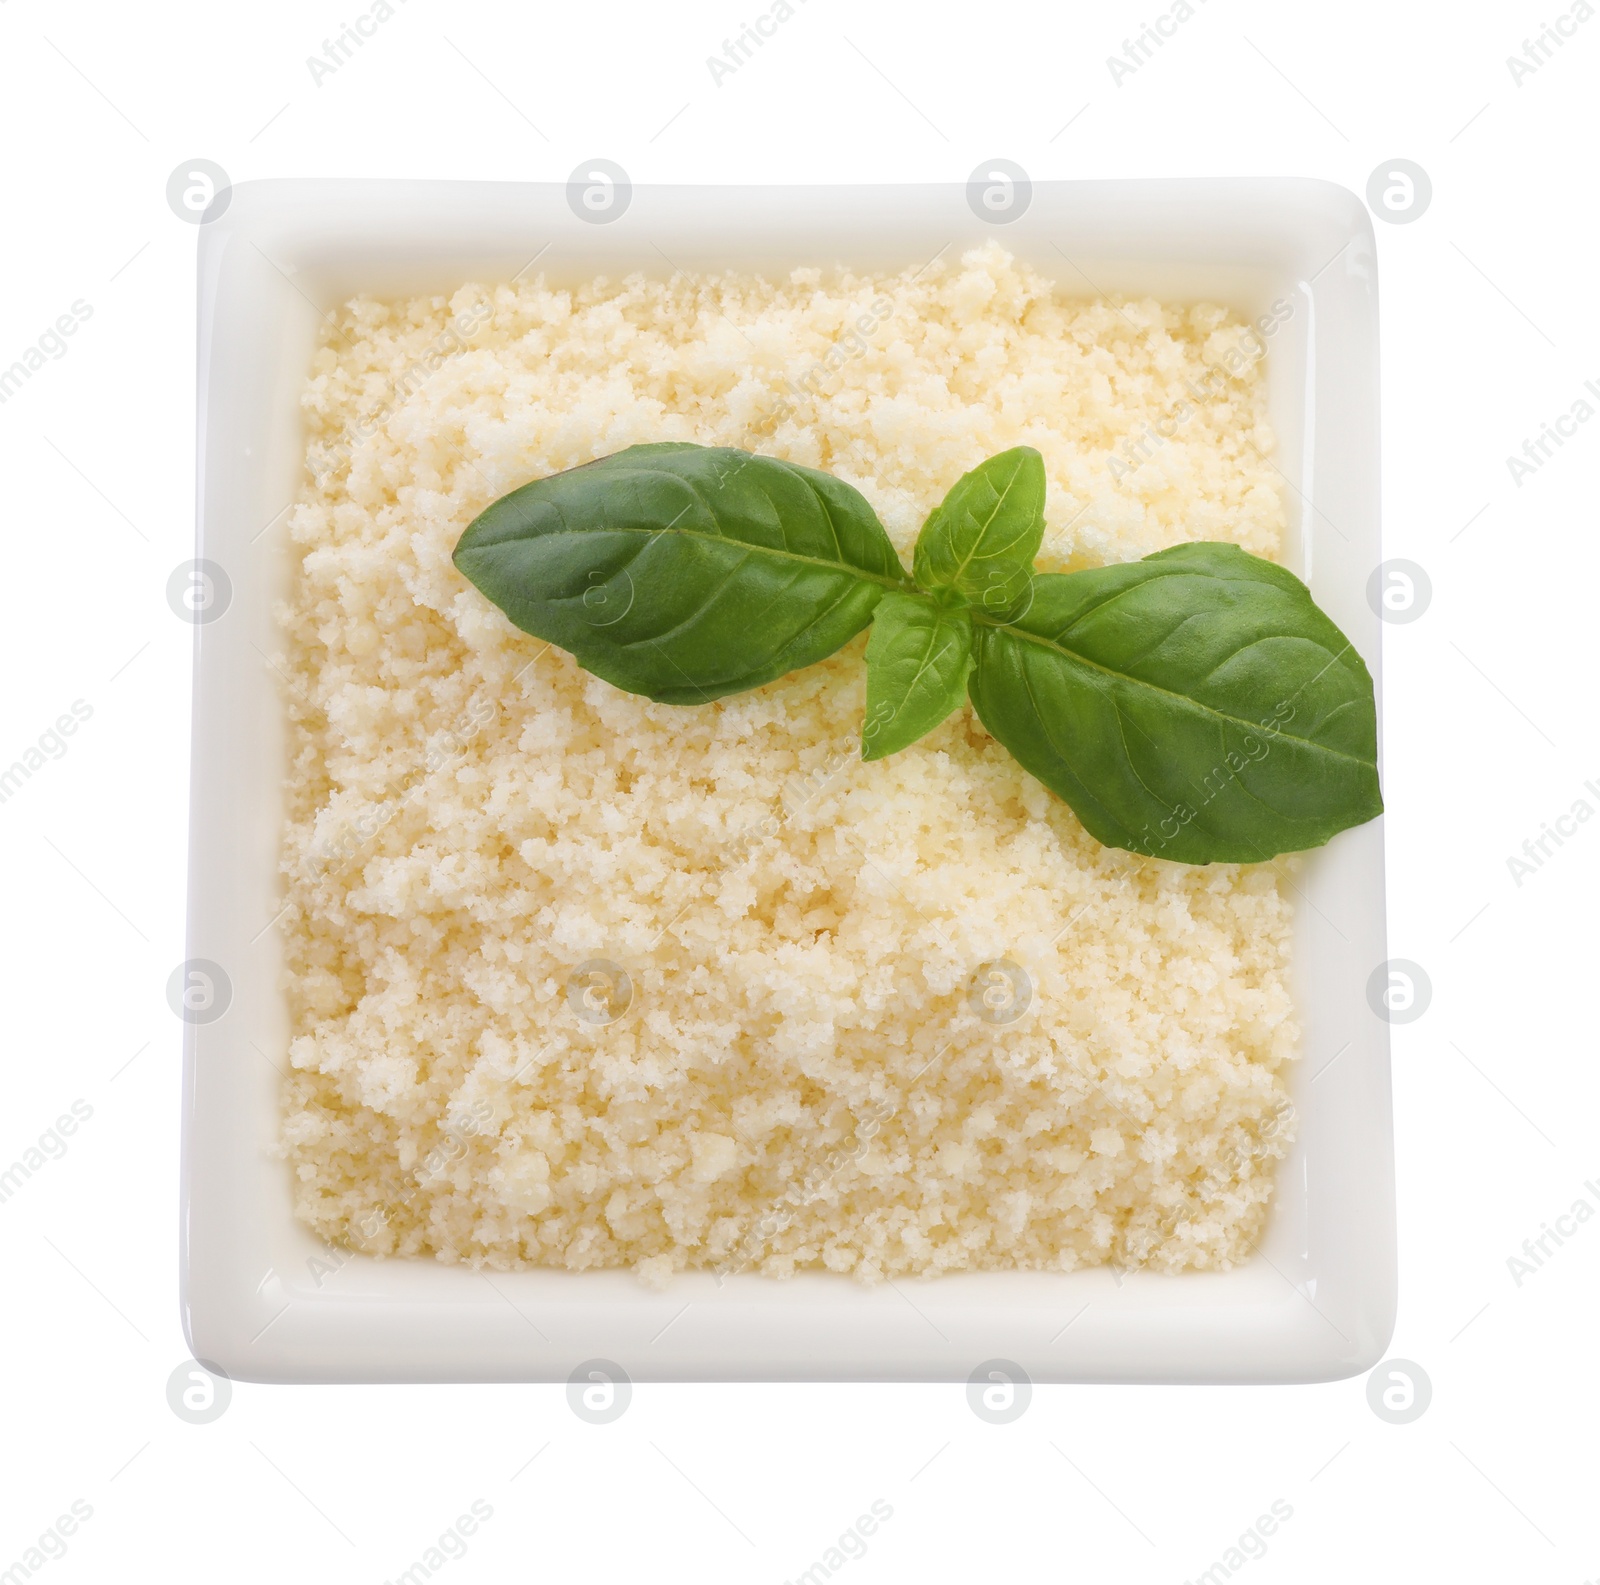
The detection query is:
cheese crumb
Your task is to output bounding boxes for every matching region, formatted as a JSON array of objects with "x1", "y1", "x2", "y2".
[{"x1": 688, "y1": 1133, "x2": 740, "y2": 1185}]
